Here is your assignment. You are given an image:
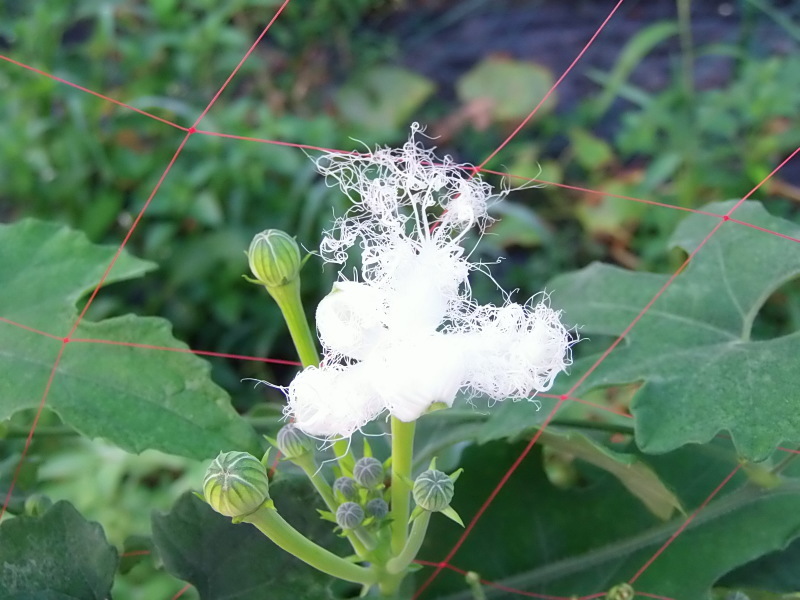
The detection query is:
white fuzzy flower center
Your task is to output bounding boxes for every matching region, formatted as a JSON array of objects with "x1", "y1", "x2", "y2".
[{"x1": 286, "y1": 125, "x2": 575, "y2": 439}]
